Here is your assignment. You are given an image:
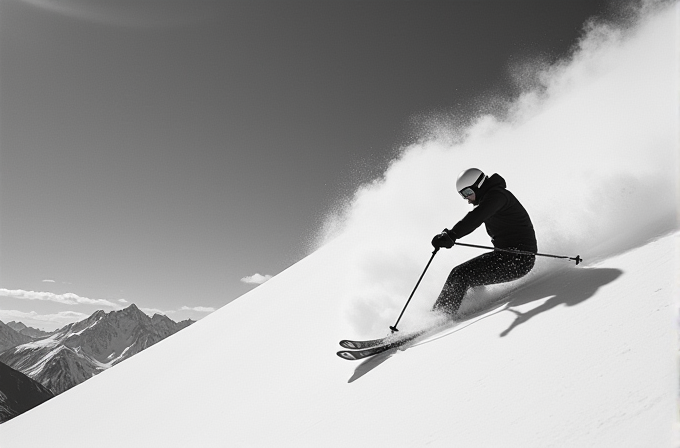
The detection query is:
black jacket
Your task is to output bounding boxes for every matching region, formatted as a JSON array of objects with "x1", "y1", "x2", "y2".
[{"x1": 449, "y1": 173, "x2": 537, "y2": 252}]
